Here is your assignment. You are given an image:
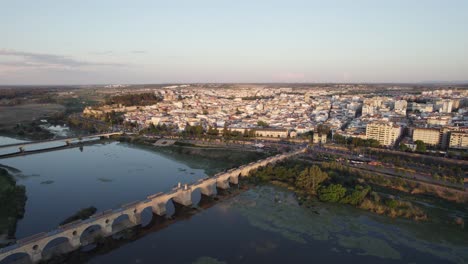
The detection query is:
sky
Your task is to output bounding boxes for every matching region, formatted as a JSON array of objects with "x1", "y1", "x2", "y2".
[{"x1": 0, "y1": 0, "x2": 467, "y2": 85}]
